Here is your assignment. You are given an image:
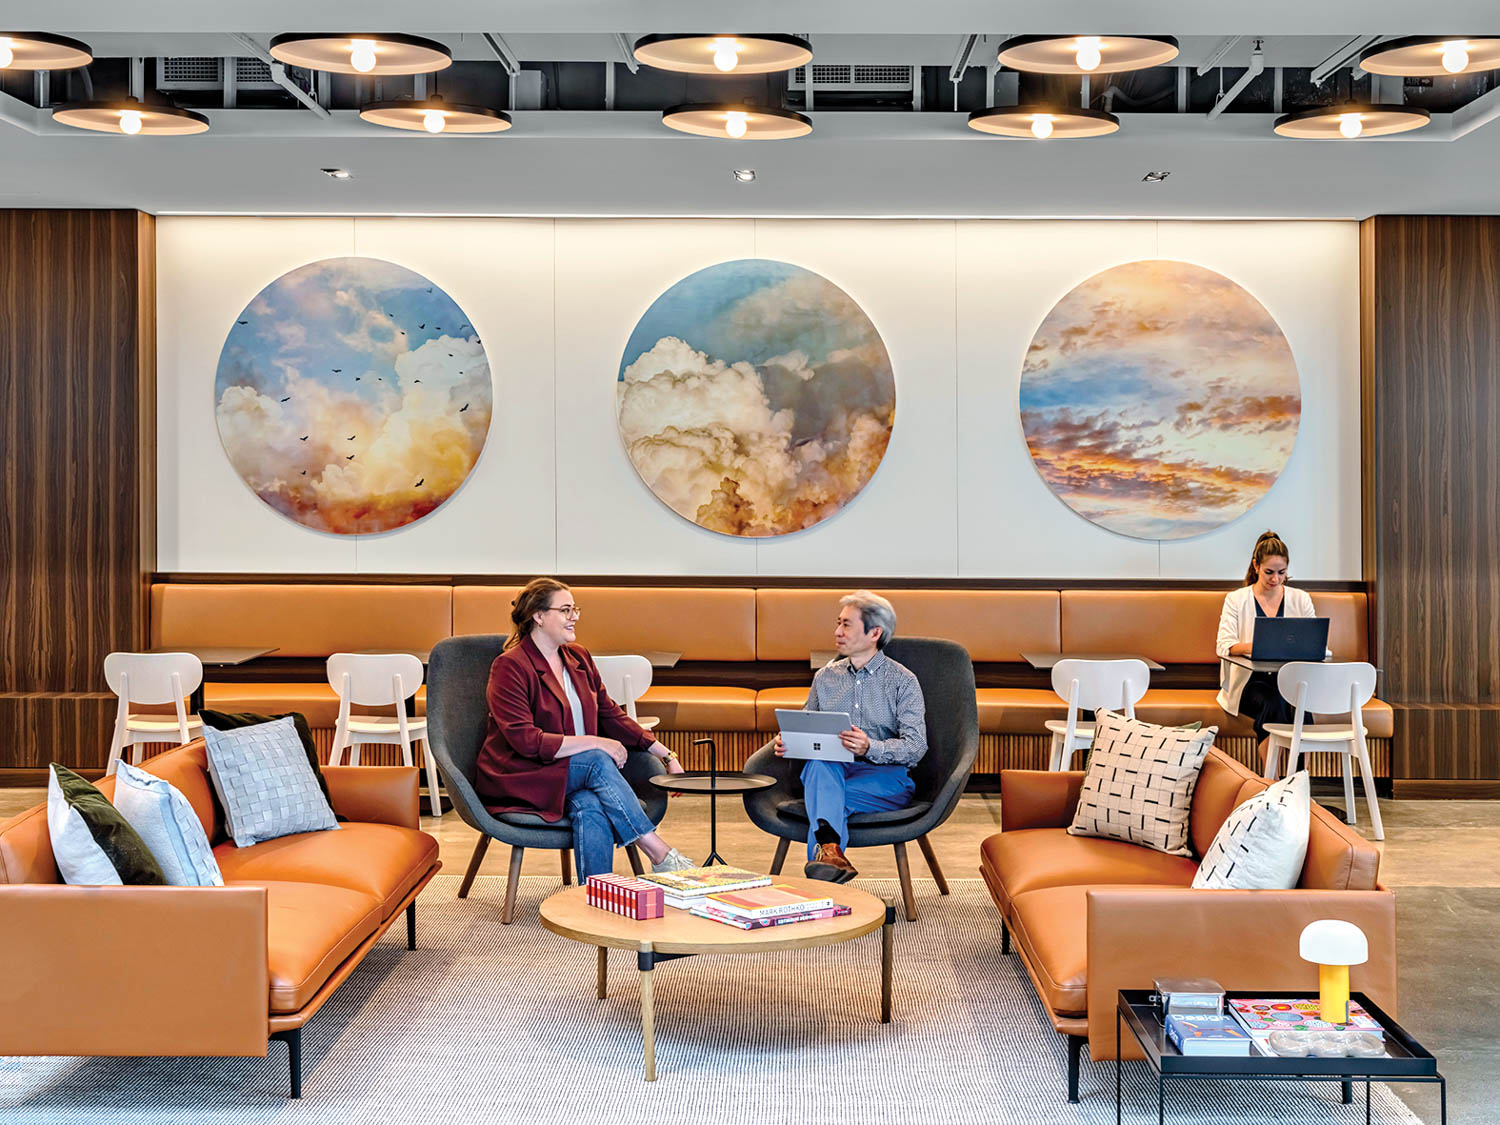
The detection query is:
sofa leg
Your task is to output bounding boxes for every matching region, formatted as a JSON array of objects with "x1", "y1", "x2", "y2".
[
  {"x1": 625, "y1": 844, "x2": 644, "y2": 876},
  {"x1": 458, "y1": 835, "x2": 490, "y2": 900},
  {"x1": 770, "y1": 836, "x2": 790, "y2": 876},
  {"x1": 501, "y1": 845, "x2": 524, "y2": 925},
  {"x1": 916, "y1": 834, "x2": 950, "y2": 895},
  {"x1": 561, "y1": 848, "x2": 573, "y2": 886},
  {"x1": 271, "y1": 1028, "x2": 302, "y2": 1099},
  {"x1": 1067, "y1": 1034, "x2": 1085, "y2": 1103},
  {"x1": 893, "y1": 842, "x2": 918, "y2": 921},
  {"x1": 1000, "y1": 920, "x2": 1011, "y2": 955},
  {"x1": 406, "y1": 902, "x2": 416, "y2": 950}
]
